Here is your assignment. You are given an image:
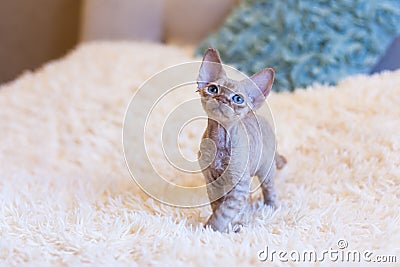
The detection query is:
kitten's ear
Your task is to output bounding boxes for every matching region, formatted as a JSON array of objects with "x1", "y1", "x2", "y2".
[
  {"x1": 245, "y1": 68, "x2": 275, "y2": 108},
  {"x1": 197, "y1": 48, "x2": 226, "y2": 88}
]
